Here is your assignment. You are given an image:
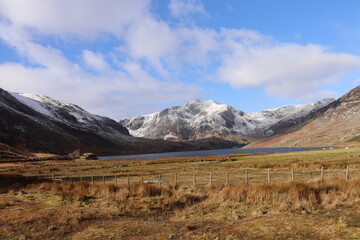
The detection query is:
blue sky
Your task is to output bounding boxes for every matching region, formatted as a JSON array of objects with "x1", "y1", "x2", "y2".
[{"x1": 0, "y1": 0, "x2": 359, "y2": 118}]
